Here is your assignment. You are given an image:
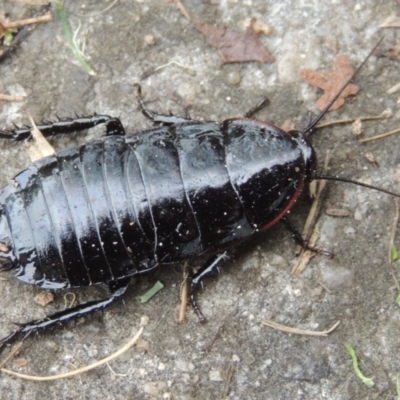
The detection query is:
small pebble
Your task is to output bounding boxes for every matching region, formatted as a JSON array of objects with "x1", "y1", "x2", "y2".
[
  {"x1": 144, "y1": 35, "x2": 155, "y2": 45},
  {"x1": 209, "y1": 369, "x2": 224, "y2": 381},
  {"x1": 227, "y1": 71, "x2": 241, "y2": 85}
]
